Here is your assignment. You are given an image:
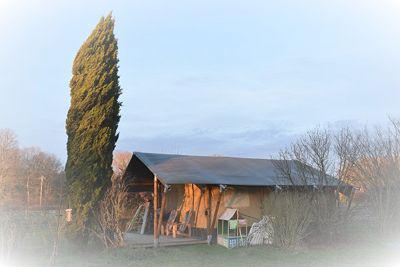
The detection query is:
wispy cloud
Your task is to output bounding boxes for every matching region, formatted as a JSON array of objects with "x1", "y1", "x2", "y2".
[{"x1": 116, "y1": 124, "x2": 298, "y2": 158}]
